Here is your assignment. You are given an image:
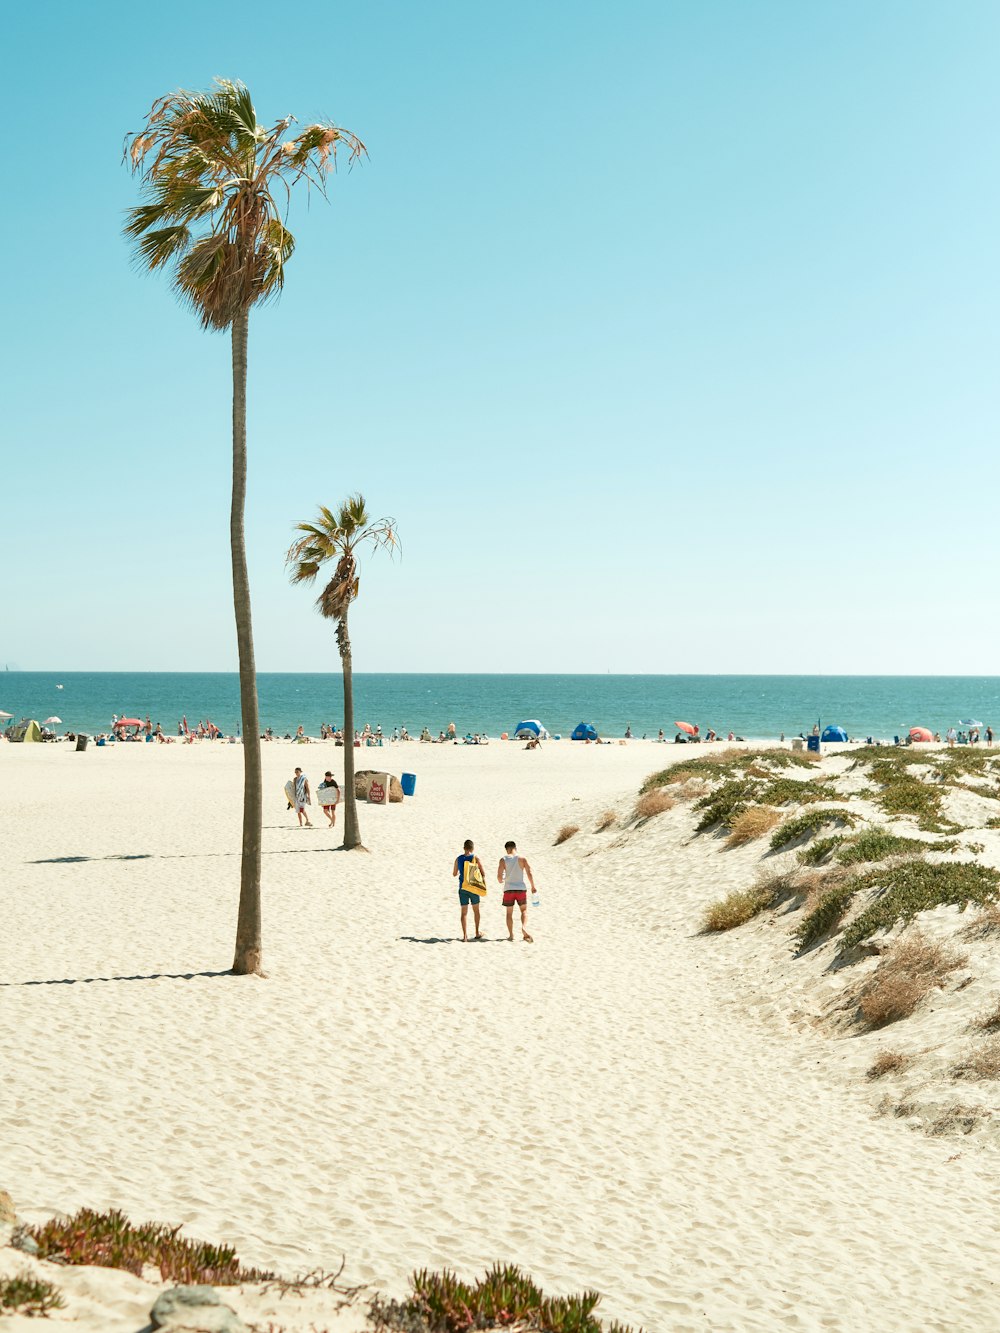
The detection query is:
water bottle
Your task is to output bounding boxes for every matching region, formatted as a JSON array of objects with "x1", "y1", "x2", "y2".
[{"x1": 532, "y1": 887, "x2": 540, "y2": 907}]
